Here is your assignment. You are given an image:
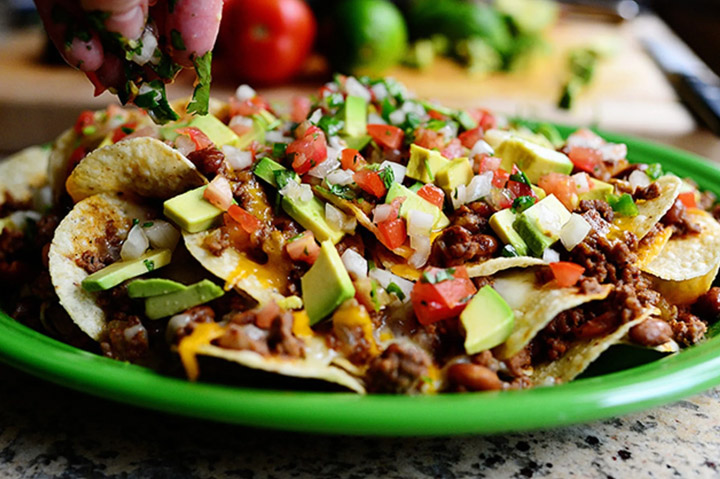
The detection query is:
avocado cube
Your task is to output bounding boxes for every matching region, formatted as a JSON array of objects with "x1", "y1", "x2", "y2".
[
  {"x1": 342, "y1": 134, "x2": 372, "y2": 151},
  {"x1": 163, "y1": 186, "x2": 223, "y2": 233},
  {"x1": 385, "y1": 183, "x2": 450, "y2": 231},
  {"x1": 253, "y1": 157, "x2": 299, "y2": 187},
  {"x1": 144, "y1": 279, "x2": 224, "y2": 320},
  {"x1": 406, "y1": 144, "x2": 451, "y2": 183},
  {"x1": 531, "y1": 185, "x2": 546, "y2": 200},
  {"x1": 435, "y1": 157, "x2": 473, "y2": 195},
  {"x1": 281, "y1": 196, "x2": 344, "y2": 244},
  {"x1": 127, "y1": 278, "x2": 187, "y2": 298},
  {"x1": 496, "y1": 138, "x2": 573, "y2": 184},
  {"x1": 578, "y1": 178, "x2": 613, "y2": 202},
  {"x1": 161, "y1": 114, "x2": 240, "y2": 148},
  {"x1": 460, "y1": 285, "x2": 515, "y2": 355},
  {"x1": 513, "y1": 194, "x2": 571, "y2": 256},
  {"x1": 301, "y1": 241, "x2": 356, "y2": 325},
  {"x1": 81, "y1": 249, "x2": 172, "y2": 292},
  {"x1": 483, "y1": 129, "x2": 513, "y2": 149},
  {"x1": 343, "y1": 95, "x2": 368, "y2": 138},
  {"x1": 489, "y1": 209, "x2": 528, "y2": 256}
]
